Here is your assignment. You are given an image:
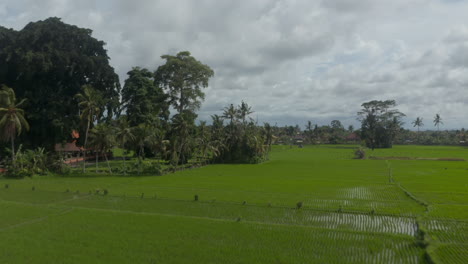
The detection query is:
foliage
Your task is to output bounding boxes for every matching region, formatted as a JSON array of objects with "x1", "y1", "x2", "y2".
[
  {"x1": 212, "y1": 102, "x2": 269, "y2": 164},
  {"x1": 121, "y1": 67, "x2": 168, "y2": 127},
  {"x1": 155, "y1": 51, "x2": 214, "y2": 114},
  {"x1": 354, "y1": 147, "x2": 366, "y2": 159},
  {"x1": 0, "y1": 17, "x2": 120, "y2": 148},
  {"x1": 0, "y1": 85, "x2": 29, "y2": 167},
  {"x1": 4, "y1": 145, "x2": 48, "y2": 178},
  {"x1": 88, "y1": 123, "x2": 115, "y2": 173},
  {"x1": 433, "y1": 113, "x2": 443, "y2": 131},
  {"x1": 357, "y1": 100, "x2": 405, "y2": 149},
  {"x1": 154, "y1": 51, "x2": 214, "y2": 167},
  {"x1": 75, "y1": 85, "x2": 105, "y2": 172}
]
